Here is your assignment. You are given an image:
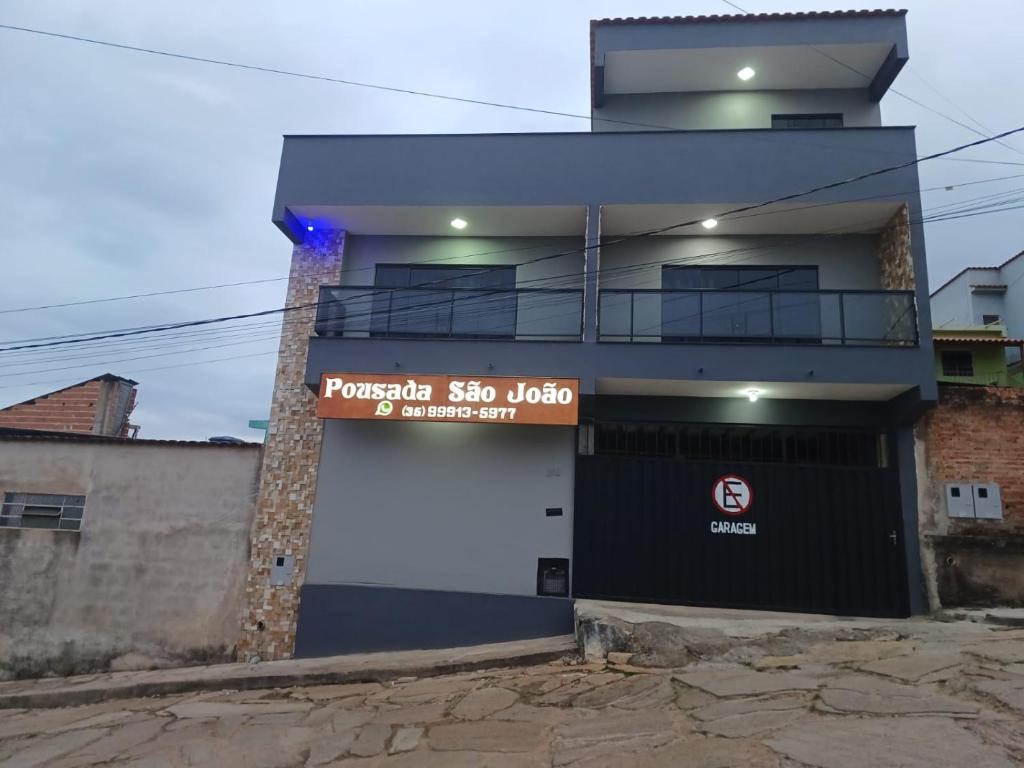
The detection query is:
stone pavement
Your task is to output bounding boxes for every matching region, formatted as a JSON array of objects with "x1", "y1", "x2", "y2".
[
  {"x1": 5, "y1": 619, "x2": 1024, "y2": 766},
  {"x1": 0, "y1": 636, "x2": 576, "y2": 710}
]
